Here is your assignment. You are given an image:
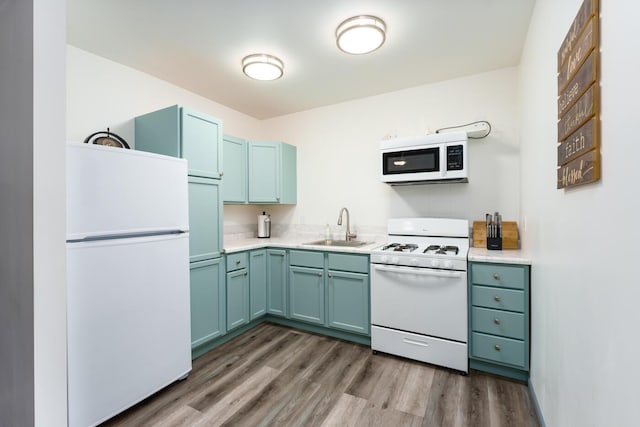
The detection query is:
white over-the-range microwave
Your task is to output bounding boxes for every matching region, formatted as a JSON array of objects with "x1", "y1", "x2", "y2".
[{"x1": 380, "y1": 131, "x2": 468, "y2": 185}]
